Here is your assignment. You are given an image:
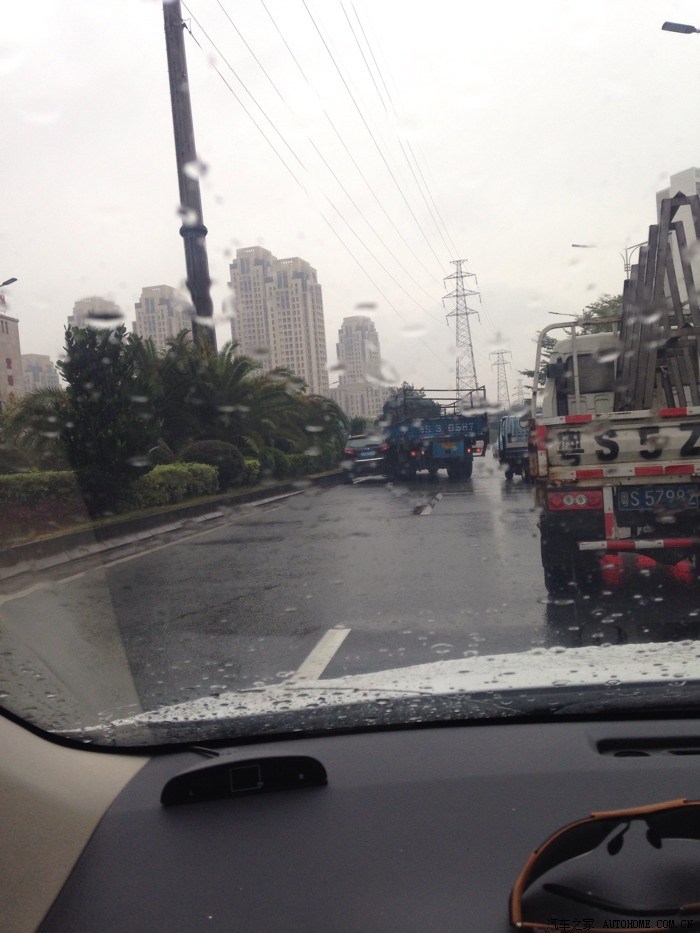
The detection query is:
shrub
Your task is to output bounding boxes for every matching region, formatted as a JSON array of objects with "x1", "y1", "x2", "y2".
[
  {"x1": 131, "y1": 463, "x2": 218, "y2": 509},
  {"x1": 0, "y1": 470, "x2": 89, "y2": 538},
  {"x1": 0, "y1": 445, "x2": 36, "y2": 474},
  {"x1": 180, "y1": 440, "x2": 245, "y2": 490},
  {"x1": 242, "y1": 458, "x2": 261, "y2": 486}
]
